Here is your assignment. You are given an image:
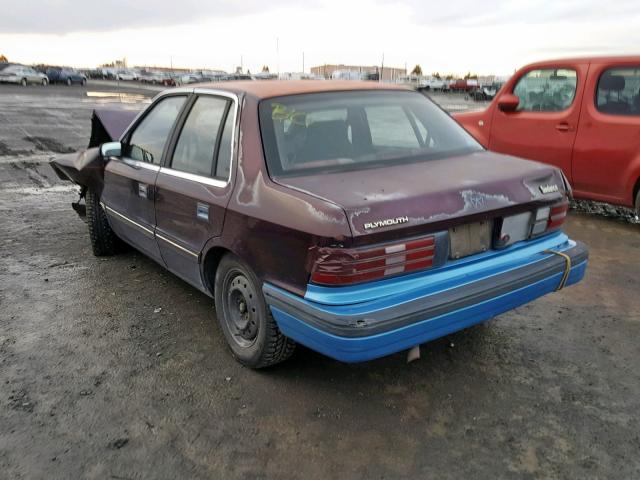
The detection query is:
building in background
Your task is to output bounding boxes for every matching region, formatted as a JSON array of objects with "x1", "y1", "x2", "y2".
[{"x1": 310, "y1": 64, "x2": 406, "y2": 82}]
